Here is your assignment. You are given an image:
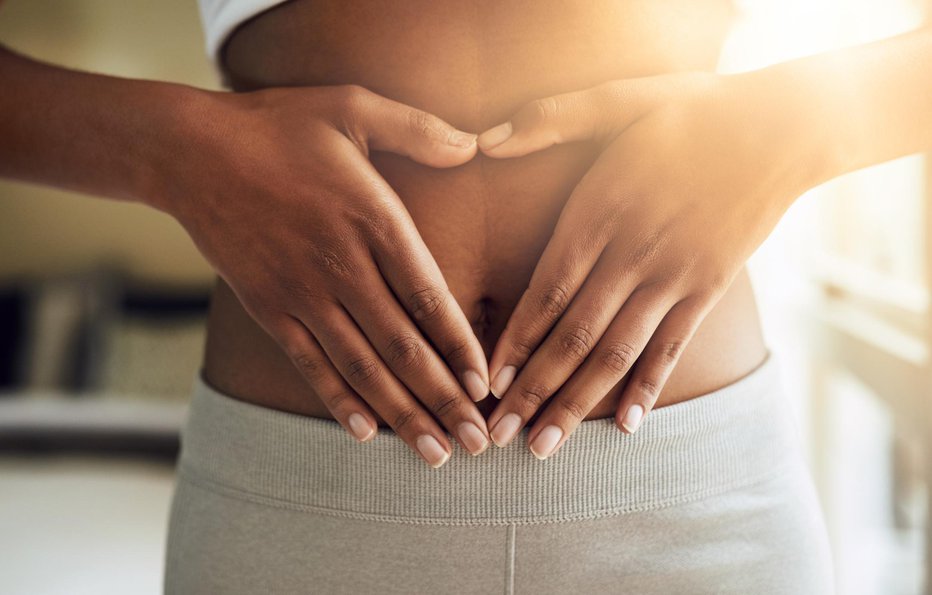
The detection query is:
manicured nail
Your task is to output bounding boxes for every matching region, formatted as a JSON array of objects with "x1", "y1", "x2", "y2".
[
  {"x1": 463, "y1": 370, "x2": 490, "y2": 402},
  {"x1": 348, "y1": 413, "x2": 375, "y2": 442},
  {"x1": 477, "y1": 122, "x2": 513, "y2": 151},
  {"x1": 490, "y1": 412, "x2": 523, "y2": 447},
  {"x1": 416, "y1": 434, "x2": 451, "y2": 468},
  {"x1": 621, "y1": 404, "x2": 645, "y2": 433},
  {"x1": 458, "y1": 421, "x2": 490, "y2": 455},
  {"x1": 490, "y1": 366, "x2": 517, "y2": 399},
  {"x1": 529, "y1": 425, "x2": 564, "y2": 460},
  {"x1": 449, "y1": 131, "x2": 477, "y2": 148}
]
